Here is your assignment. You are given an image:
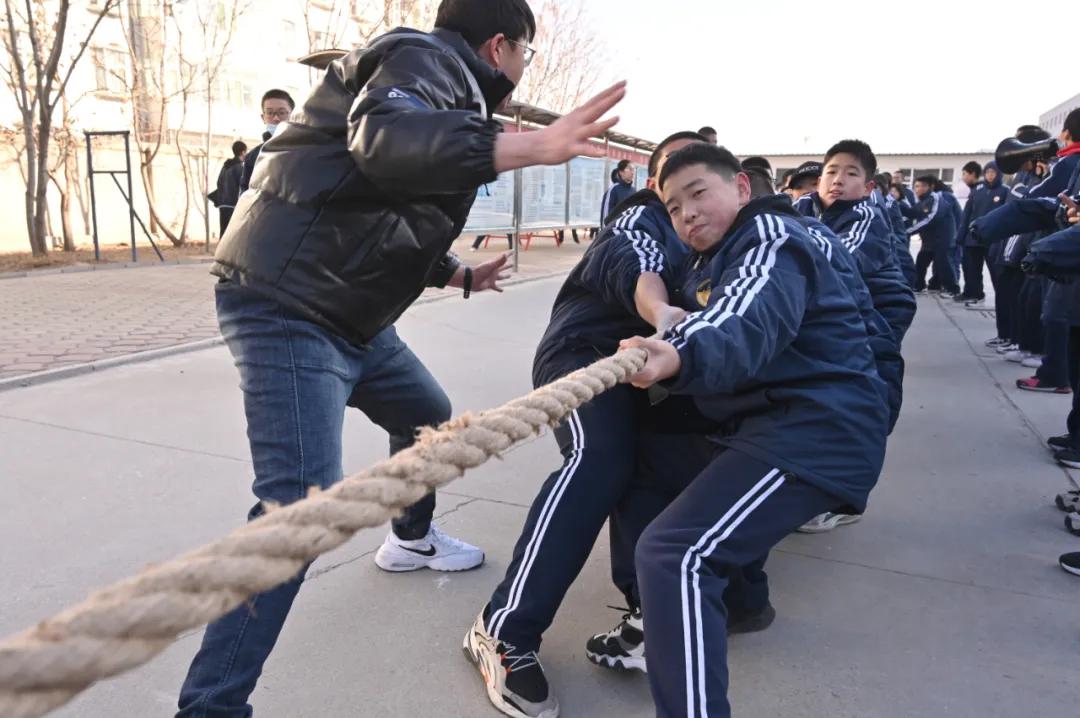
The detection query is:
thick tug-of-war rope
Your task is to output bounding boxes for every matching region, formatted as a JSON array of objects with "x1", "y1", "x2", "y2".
[{"x1": 0, "y1": 348, "x2": 647, "y2": 718}]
